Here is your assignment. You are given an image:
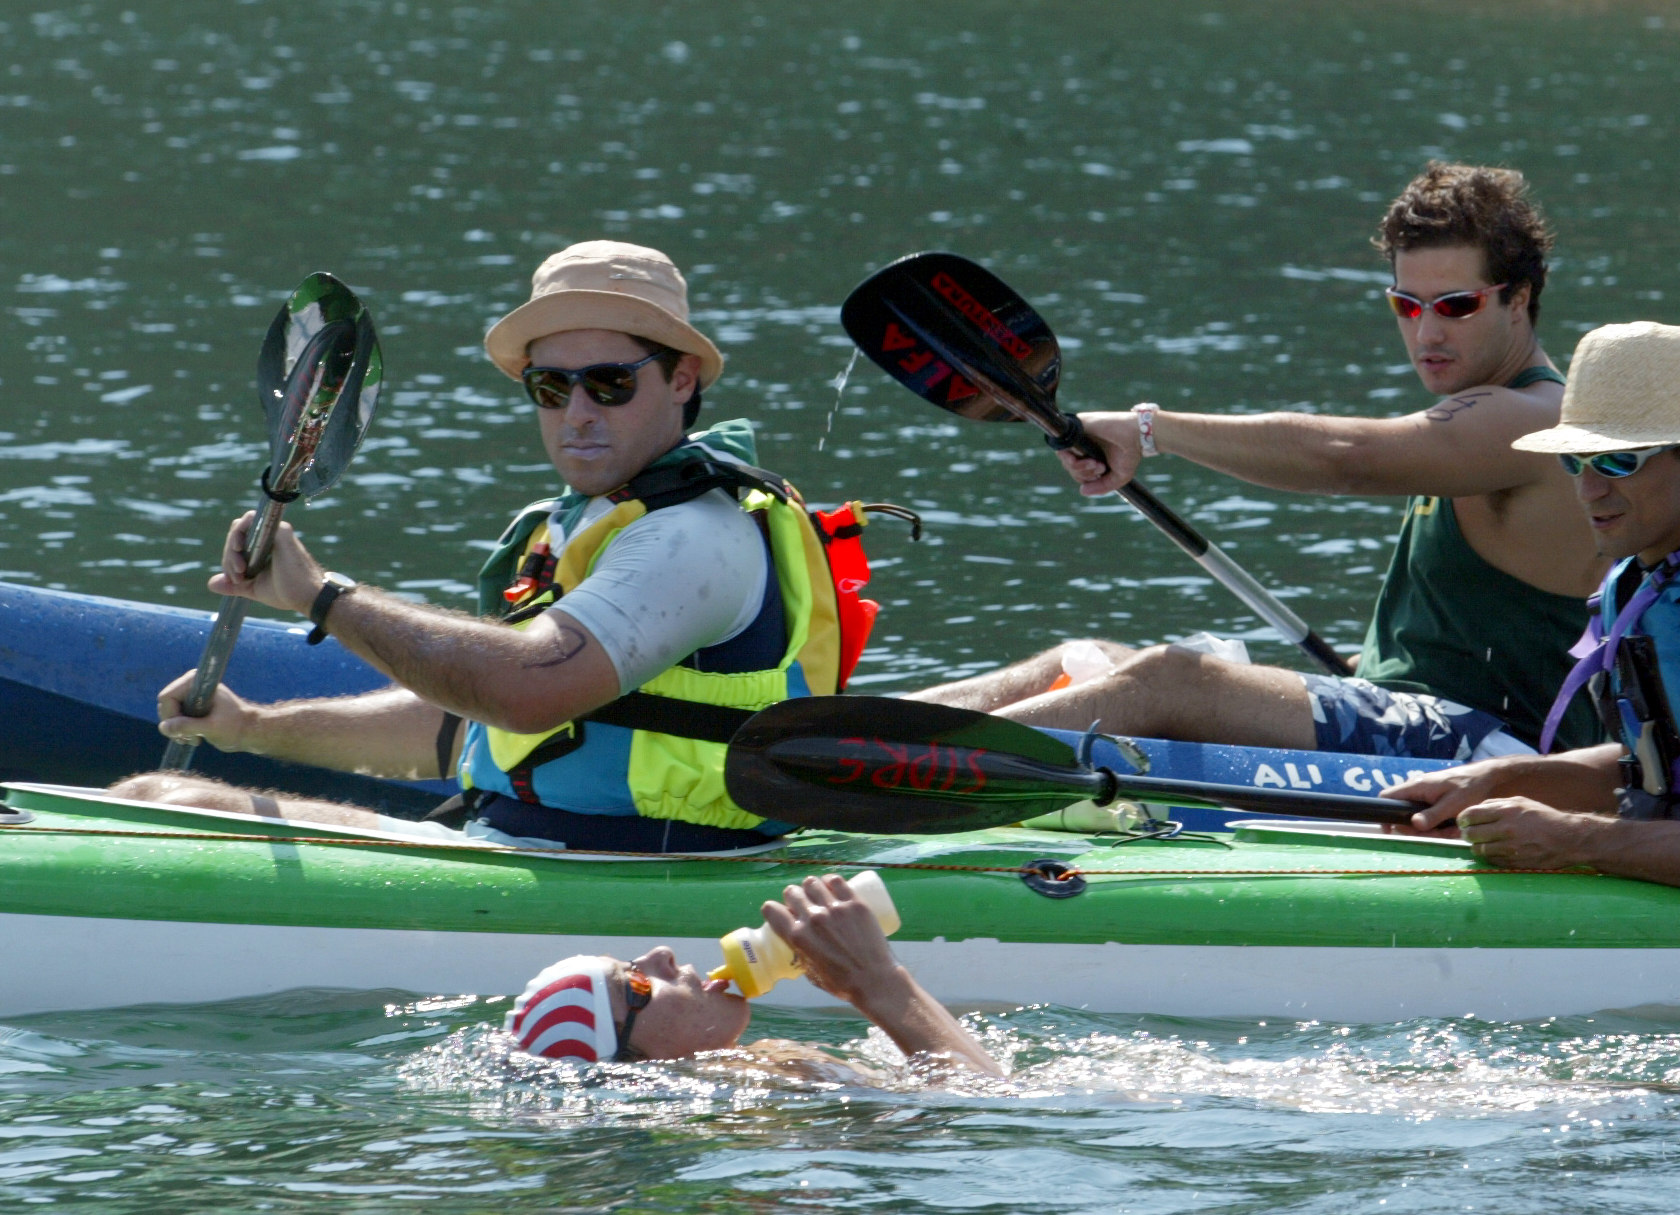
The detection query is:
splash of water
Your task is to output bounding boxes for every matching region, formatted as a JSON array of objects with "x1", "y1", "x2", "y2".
[{"x1": 817, "y1": 348, "x2": 861, "y2": 452}]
